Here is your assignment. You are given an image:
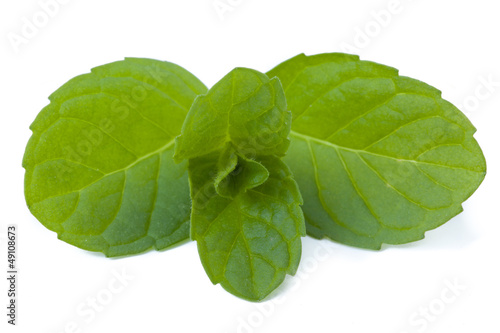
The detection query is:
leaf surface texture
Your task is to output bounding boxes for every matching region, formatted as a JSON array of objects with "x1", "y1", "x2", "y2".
[
  {"x1": 267, "y1": 53, "x2": 486, "y2": 249},
  {"x1": 23, "y1": 58, "x2": 207, "y2": 256}
]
